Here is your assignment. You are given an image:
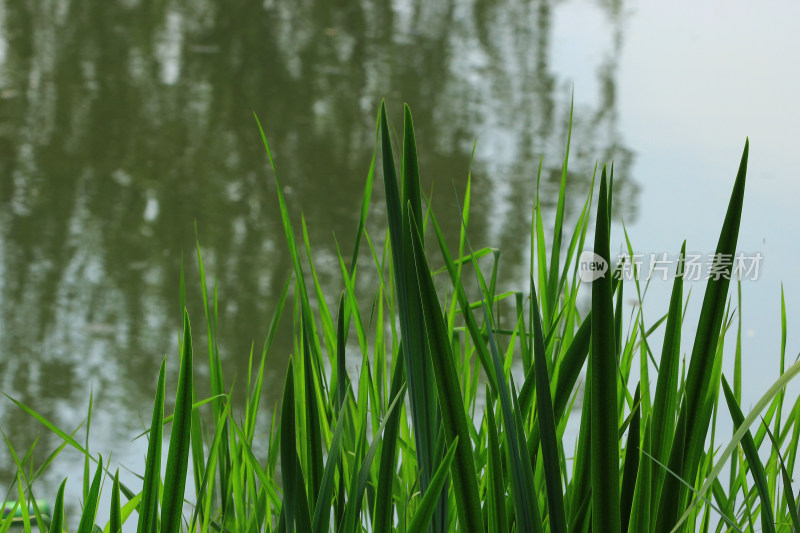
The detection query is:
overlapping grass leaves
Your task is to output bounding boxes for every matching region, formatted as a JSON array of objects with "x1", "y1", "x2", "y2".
[{"x1": 5, "y1": 108, "x2": 800, "y2": 533}]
